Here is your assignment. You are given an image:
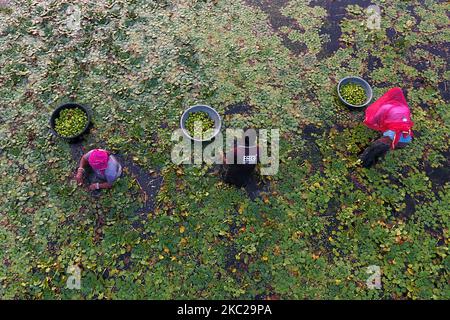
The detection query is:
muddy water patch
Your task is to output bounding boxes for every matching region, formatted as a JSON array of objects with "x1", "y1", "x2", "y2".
[
  {"x1": 313, "y1": 0, "x2": 373, "y2": 59},
  {"x1": 244, "y1": 0, "x2": 307, "y2": 55},
  {"x1": 69, "y1": 141, "x2": 85, "y2": 161},
  {"x1": 224, "y1": 102, "x2": 253, "y2": 115},
  {"x1": 245, "y1": 175, "x2": 270, "y2": 201},
  {"x1": 115, "y1": 154, "x2": 163, "y2": 215},
  {"x1": 426, "y1": 165, "x2": 450, "y2": 190},
  {"x1": 438, "y1": 81, "x2": 449, "y2": 101}
]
